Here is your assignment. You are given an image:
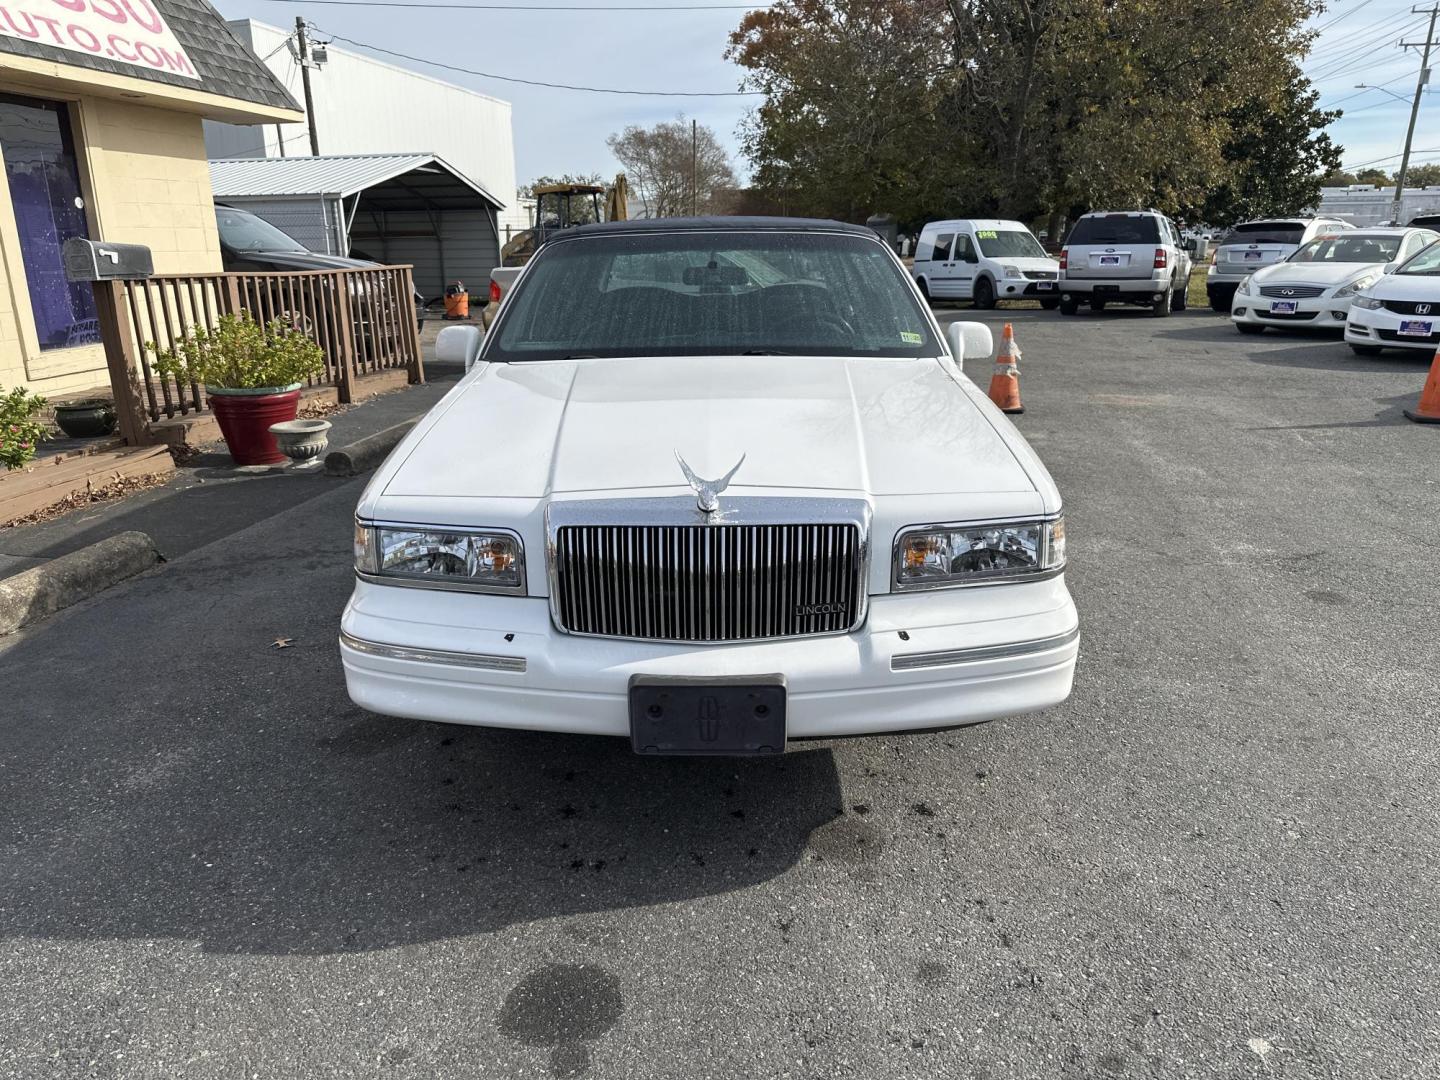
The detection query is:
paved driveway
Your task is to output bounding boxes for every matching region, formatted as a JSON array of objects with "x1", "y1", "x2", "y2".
[{"x1": 2, "y1": 309, "x2": 1436, "y2": 1080}]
